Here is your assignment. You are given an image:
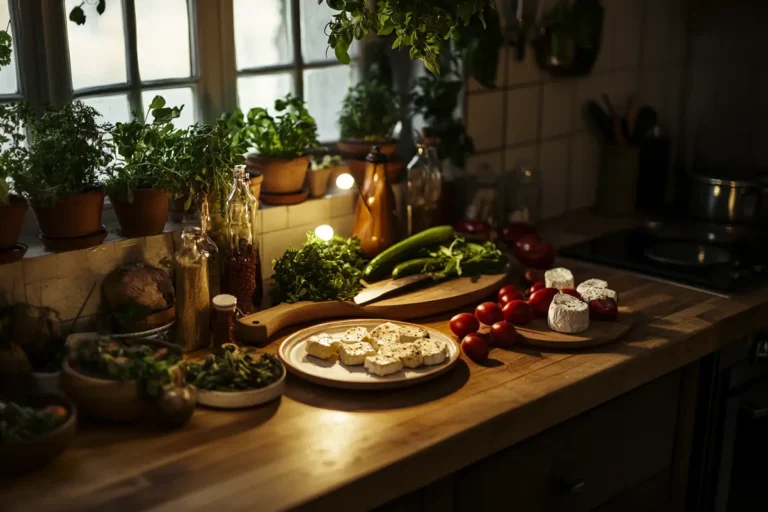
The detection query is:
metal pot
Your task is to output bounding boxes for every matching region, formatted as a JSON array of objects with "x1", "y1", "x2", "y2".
[{"x1": 688, "y1": 171, "x2": 768, "y2": 224}]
